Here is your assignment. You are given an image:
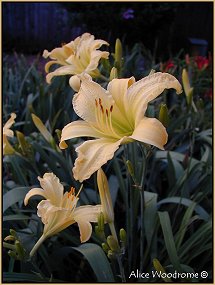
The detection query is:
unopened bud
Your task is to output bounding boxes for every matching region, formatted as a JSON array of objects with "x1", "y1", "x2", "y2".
[
  {"x1": 107, "y1": 235, "x2": 120, "y2": 252},
  {"x1": 97, "y1": 212, "x2": 105, "y2": 232},
  {"x1": 31, "y1": 114, "x2": 53, "y2": 143},
  {"x1": 102, "y1": 242, "x2": 110, "y2": 254},
  {"x1": 115, "y1": 39, "x2": 122, "y2": 68},
  {"x1": 182, "y1": 69, "x2": 193, "y2": 107},
  {"x1": 10, "y1": 229, "x2": 18, "y2": 239},
  {"x1": 119, "y1": 228, "x2": 127, "y2": 244},
  {"x1": 109, "y1": 67, "x2": 118, "y2": 80},
  {"x1": 159, "y1": 104, "x2": 169, "y2": 127},
  {"x1": 15, "y1": 240, "x2": 25, "y2": 259},
  {"x1": 8, "y1": 250, "x2": 18, "y2": 260}
]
